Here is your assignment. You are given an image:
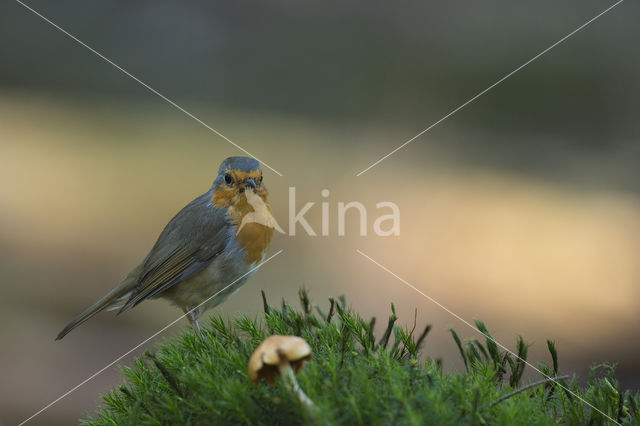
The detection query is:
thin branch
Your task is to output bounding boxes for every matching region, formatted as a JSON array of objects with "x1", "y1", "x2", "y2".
[{"x1": 491, "y1": 375, "x2": 570, "y2": 407}]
